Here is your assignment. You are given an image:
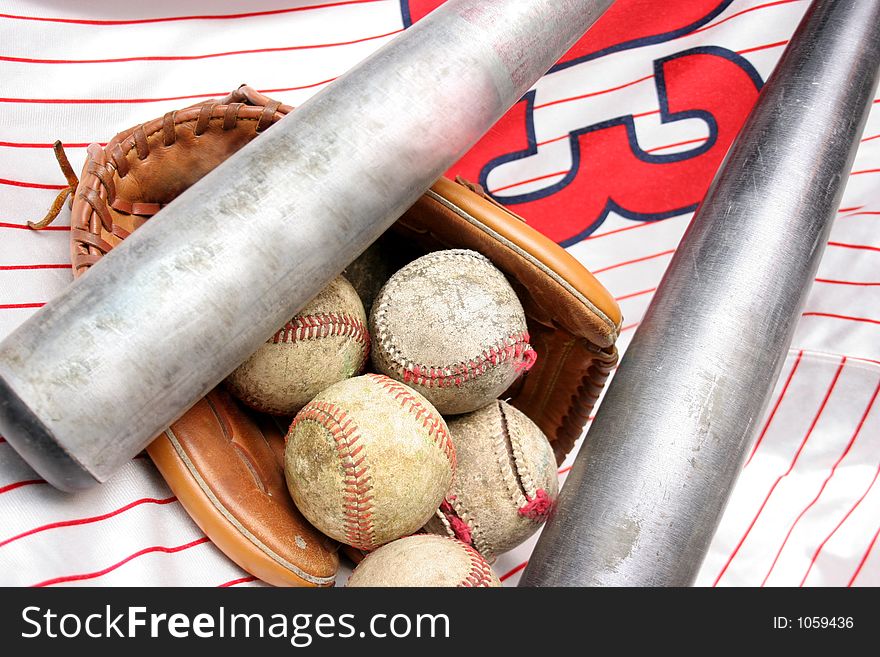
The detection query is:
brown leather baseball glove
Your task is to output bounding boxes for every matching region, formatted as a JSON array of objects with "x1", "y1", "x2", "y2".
[{"x1": 34, "y1": 85, "x2": 620, "y2": 586}]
